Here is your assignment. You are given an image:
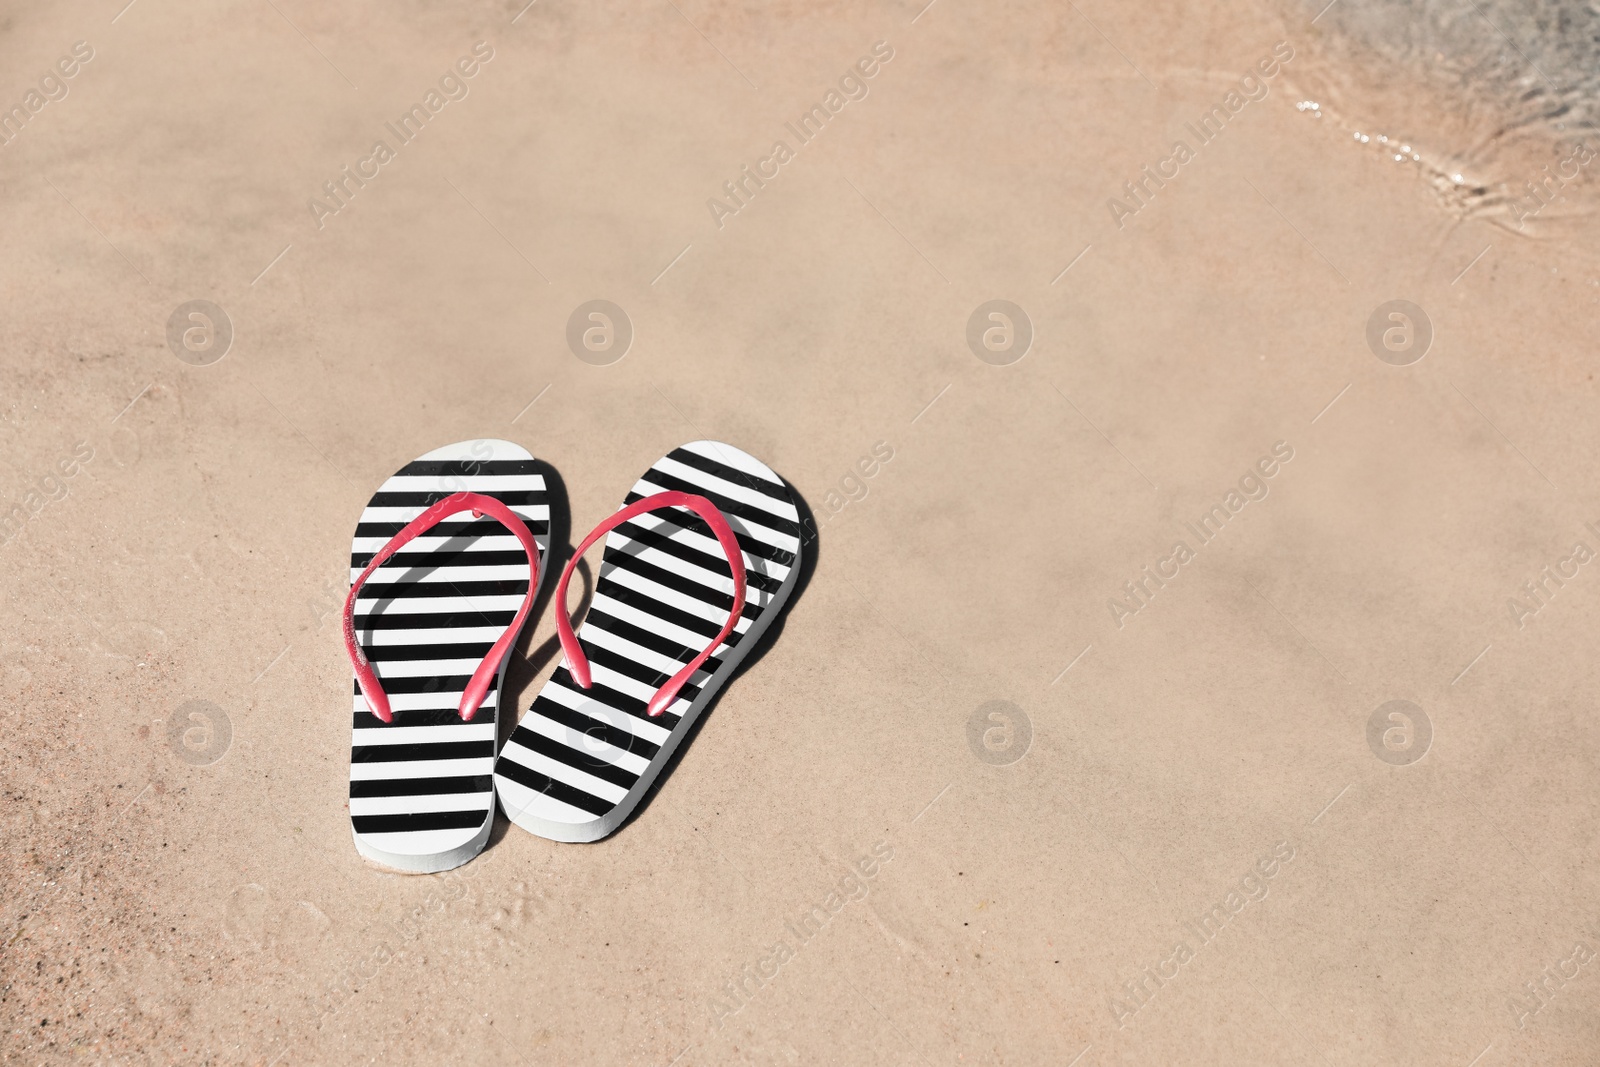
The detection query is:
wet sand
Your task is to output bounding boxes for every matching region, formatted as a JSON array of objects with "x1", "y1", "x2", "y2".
[{"x1": 3, "y1": 0, "x2": 1600, "y2": 1064}]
